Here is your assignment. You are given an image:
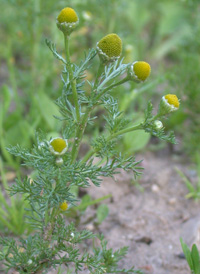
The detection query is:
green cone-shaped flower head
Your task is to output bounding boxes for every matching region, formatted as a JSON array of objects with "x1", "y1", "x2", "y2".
[
  {"x1": 97, "y1": 33, "x2": 122, "y2": 63},
  {"x1": 56, "y1": 7, "x2": 79, "y2": 35}
]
